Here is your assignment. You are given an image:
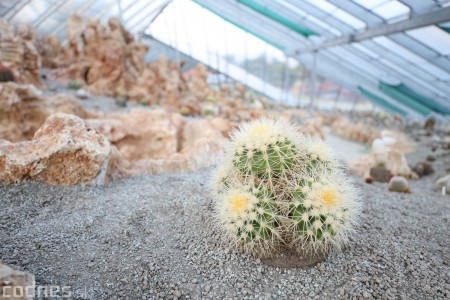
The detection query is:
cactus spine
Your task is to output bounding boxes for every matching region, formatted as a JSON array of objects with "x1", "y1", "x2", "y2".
[{"x1": 213, "y1": 119, "x2": 360, "y2": 258}]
